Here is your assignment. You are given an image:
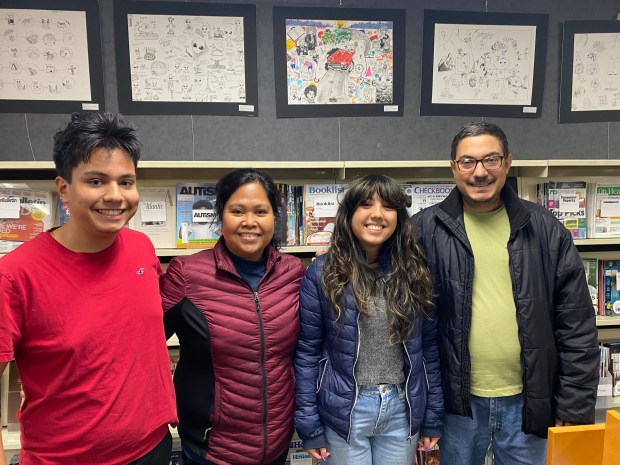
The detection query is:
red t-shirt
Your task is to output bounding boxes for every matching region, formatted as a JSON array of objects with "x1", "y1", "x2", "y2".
[{"x1": 0, "y1": 229, "x2": 177, "y2": 465}]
